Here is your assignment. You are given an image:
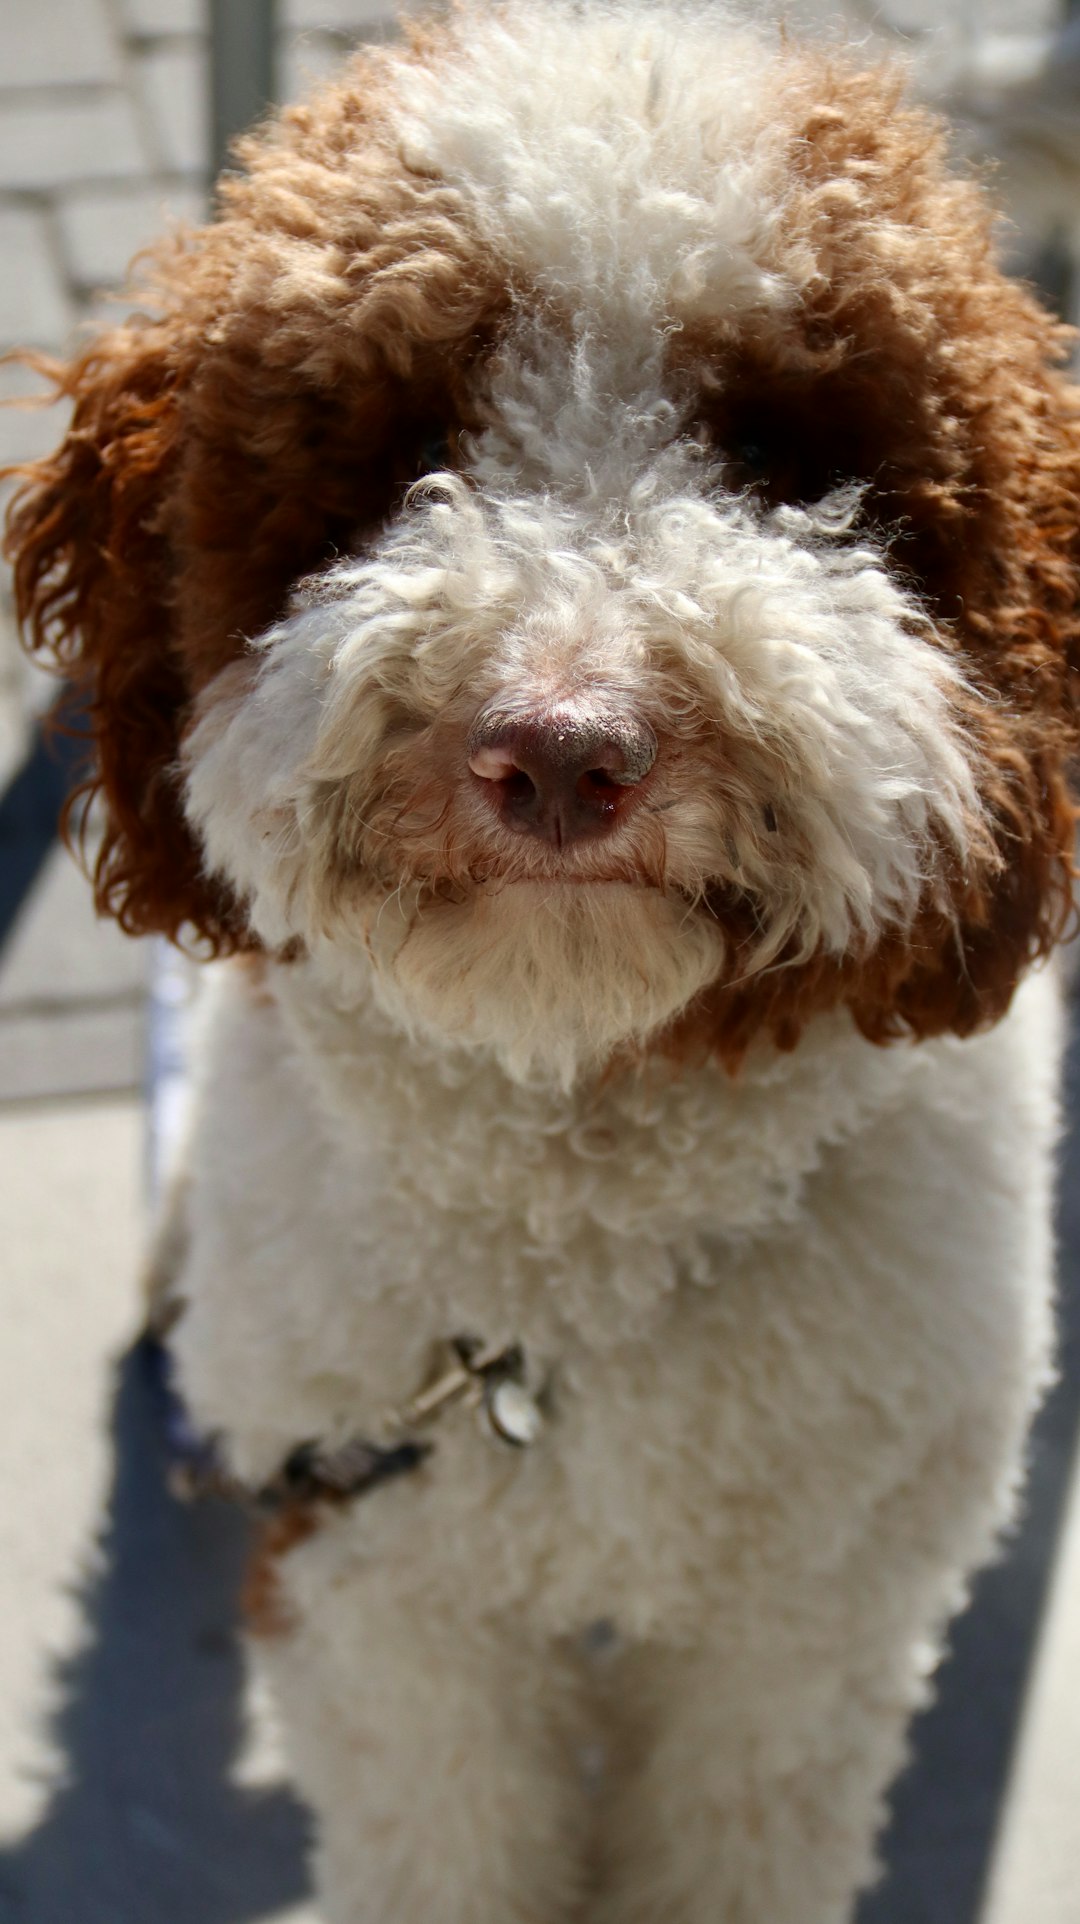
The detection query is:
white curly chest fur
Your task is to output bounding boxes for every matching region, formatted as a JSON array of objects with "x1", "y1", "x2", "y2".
[
  {"x1": 179, "y1": 954, "x2": 1060, "y2": 1601},
  {"x1": 168, "y1": 955, "x2": 1061, "y2": 1920}
]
